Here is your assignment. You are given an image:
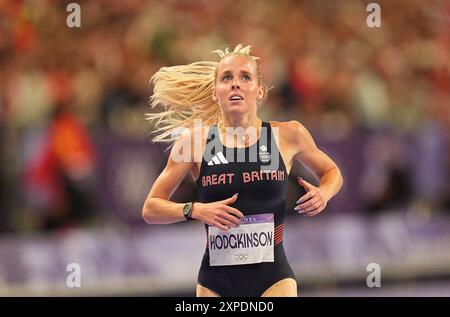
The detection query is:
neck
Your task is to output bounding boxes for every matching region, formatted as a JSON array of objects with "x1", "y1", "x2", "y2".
[
  {"x1": 219, "y1": 112, "x2": 262, "y2": 147},
  {"x1": 221, "y1": 110, "x2": 261, "y2": 129}
]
